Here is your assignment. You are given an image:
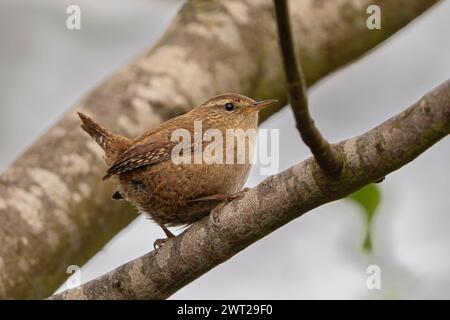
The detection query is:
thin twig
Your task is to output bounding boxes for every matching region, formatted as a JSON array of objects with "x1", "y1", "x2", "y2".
[{"x1": 273, "y1": 0, "x2": 344, "y2": 177}]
